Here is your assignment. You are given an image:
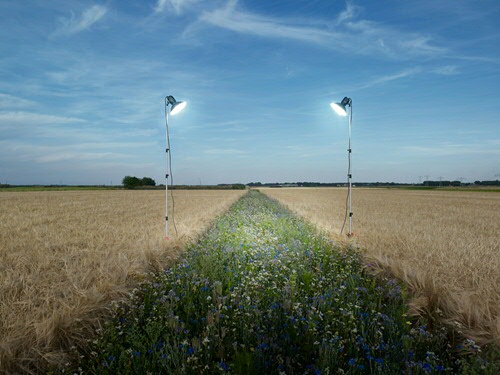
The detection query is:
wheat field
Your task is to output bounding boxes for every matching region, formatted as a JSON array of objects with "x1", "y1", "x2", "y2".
[
  {"x1": 0, "y1": 189, "x2": 245, "y2": 373},
  {"x1": 260, "y1": 187, "x2": 500, "y2": 346}
]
